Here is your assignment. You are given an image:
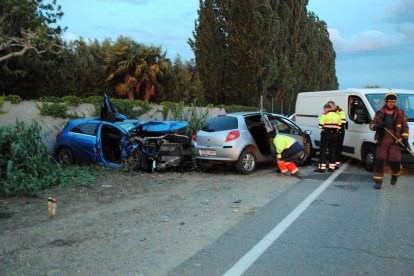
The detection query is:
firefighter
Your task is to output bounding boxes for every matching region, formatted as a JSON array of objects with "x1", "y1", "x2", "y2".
[
  {"x1": 369, "y1": 92, "x2": 409, "y2": 189},
  {"x1": 273, "y1": 134, "x2": 304, "y2": 178},
  {"x1": 328, "y1": 100, "x2": 347, "y2": 169},
  {"x1": 314, "y1": 103, "x2": 342, "y2": 173}
]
